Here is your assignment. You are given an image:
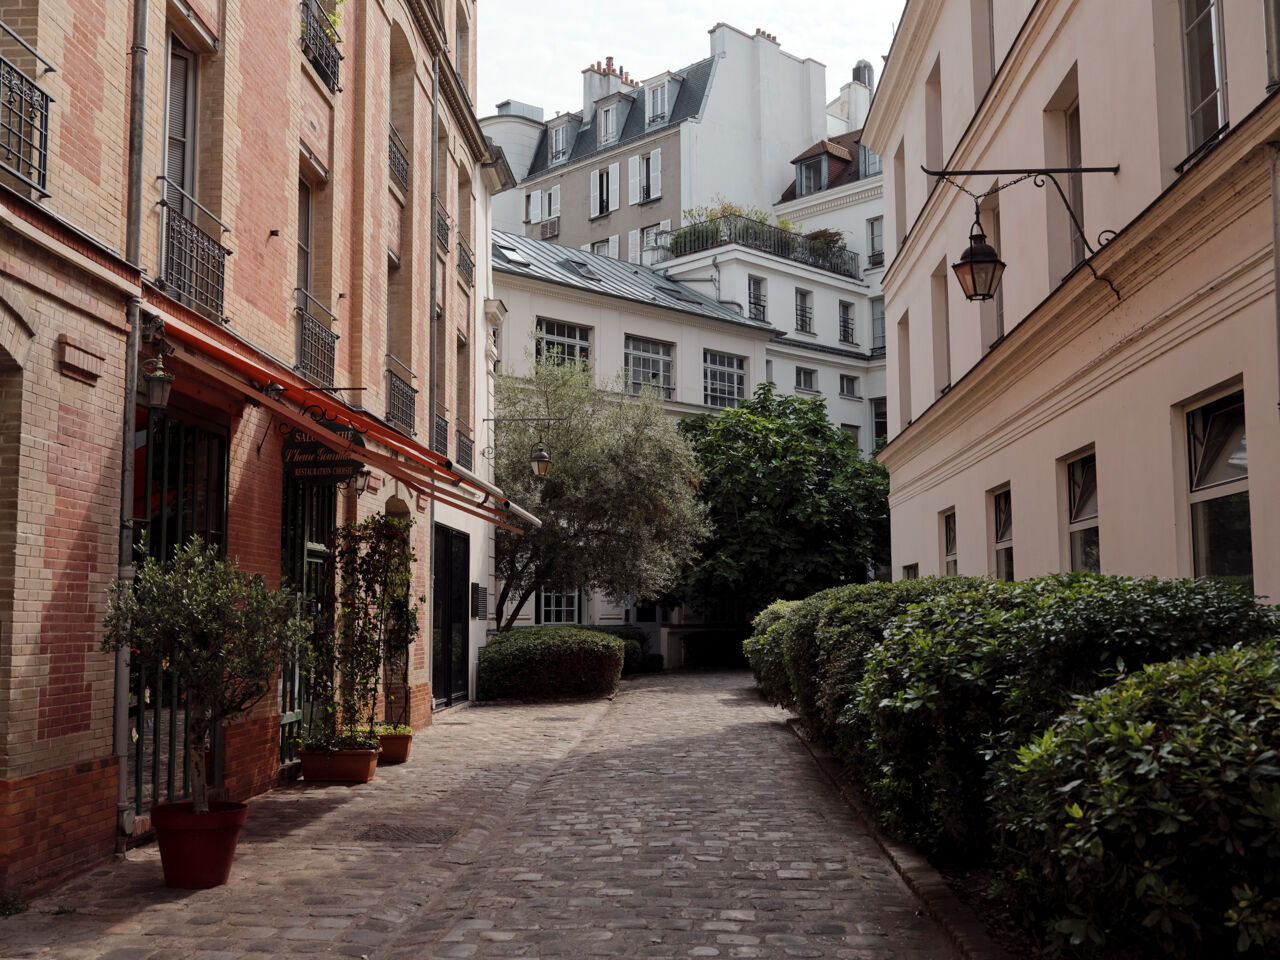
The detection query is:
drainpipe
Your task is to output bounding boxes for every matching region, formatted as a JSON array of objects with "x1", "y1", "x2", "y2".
[
  {"x1": 1272, "y1": 142, "x2": 1280, "y2": 420},
  {"x1": 115, "y1": 0, "x2": 148, "y2": 838},
  {"x1": 429, "y1": 54, "x2": 439, "y2": 457},
  {"x1": 1267, "y1": 3, "x2": 1280, "y2": 94}
]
